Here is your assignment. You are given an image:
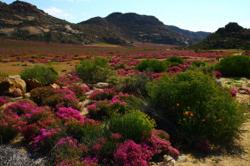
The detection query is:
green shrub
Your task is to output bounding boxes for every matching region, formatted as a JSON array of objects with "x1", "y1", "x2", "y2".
[
  {"x1": 166, "y1": 56, "x2": 184, "y2": 66},
  {"x1": 21, "y1": 65, "x2": 58, "y2": 85},
  {"x1": 109, "y1": 110, "x2": 155, "y2": 142},
  {"x1": 124, "y1": 95, "x2": 146, "y2": 111},
  {"x1": 136, "y1": 59, "x2": 166, "y2": 72},
  {"x1": 117, "y1": 74, "x2": 150, "y2": 97},
  {"x1": 65, "y1": 120, "x2": 105, "y2": 146},
  {"x1": 76, "y1": 57, "x2": 112, "y2": 84},
  {"x1": 191, "y1": 61, "x2": 207, "y2": 68},
  {"x1": 216, "y1": 55, "x2": 250, "y2": 78},
  {"x1": 147, "y1": 70, "x2": 244, "y2": 149}
]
